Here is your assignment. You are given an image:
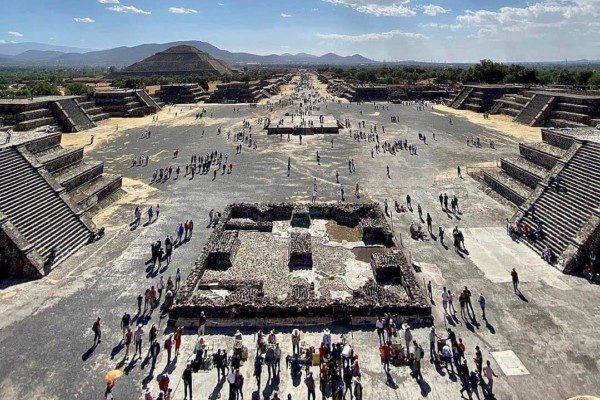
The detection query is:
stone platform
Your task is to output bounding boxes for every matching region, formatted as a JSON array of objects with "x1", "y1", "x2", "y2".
[
  {"x1": 170, "y1": 202, "x2": 430, "y2": 325},
  {"x1": 266, "y1": 115, "x2": 340, "y2": 134}
]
